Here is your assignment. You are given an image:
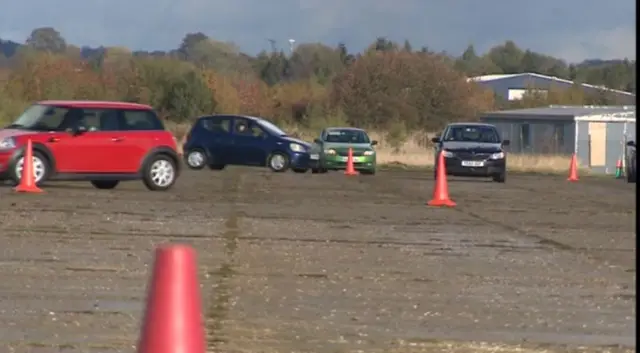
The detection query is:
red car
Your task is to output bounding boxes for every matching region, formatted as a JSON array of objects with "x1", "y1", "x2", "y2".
[{"x1": 0, "y1": 100, "x2": 180, "y2": 191}]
